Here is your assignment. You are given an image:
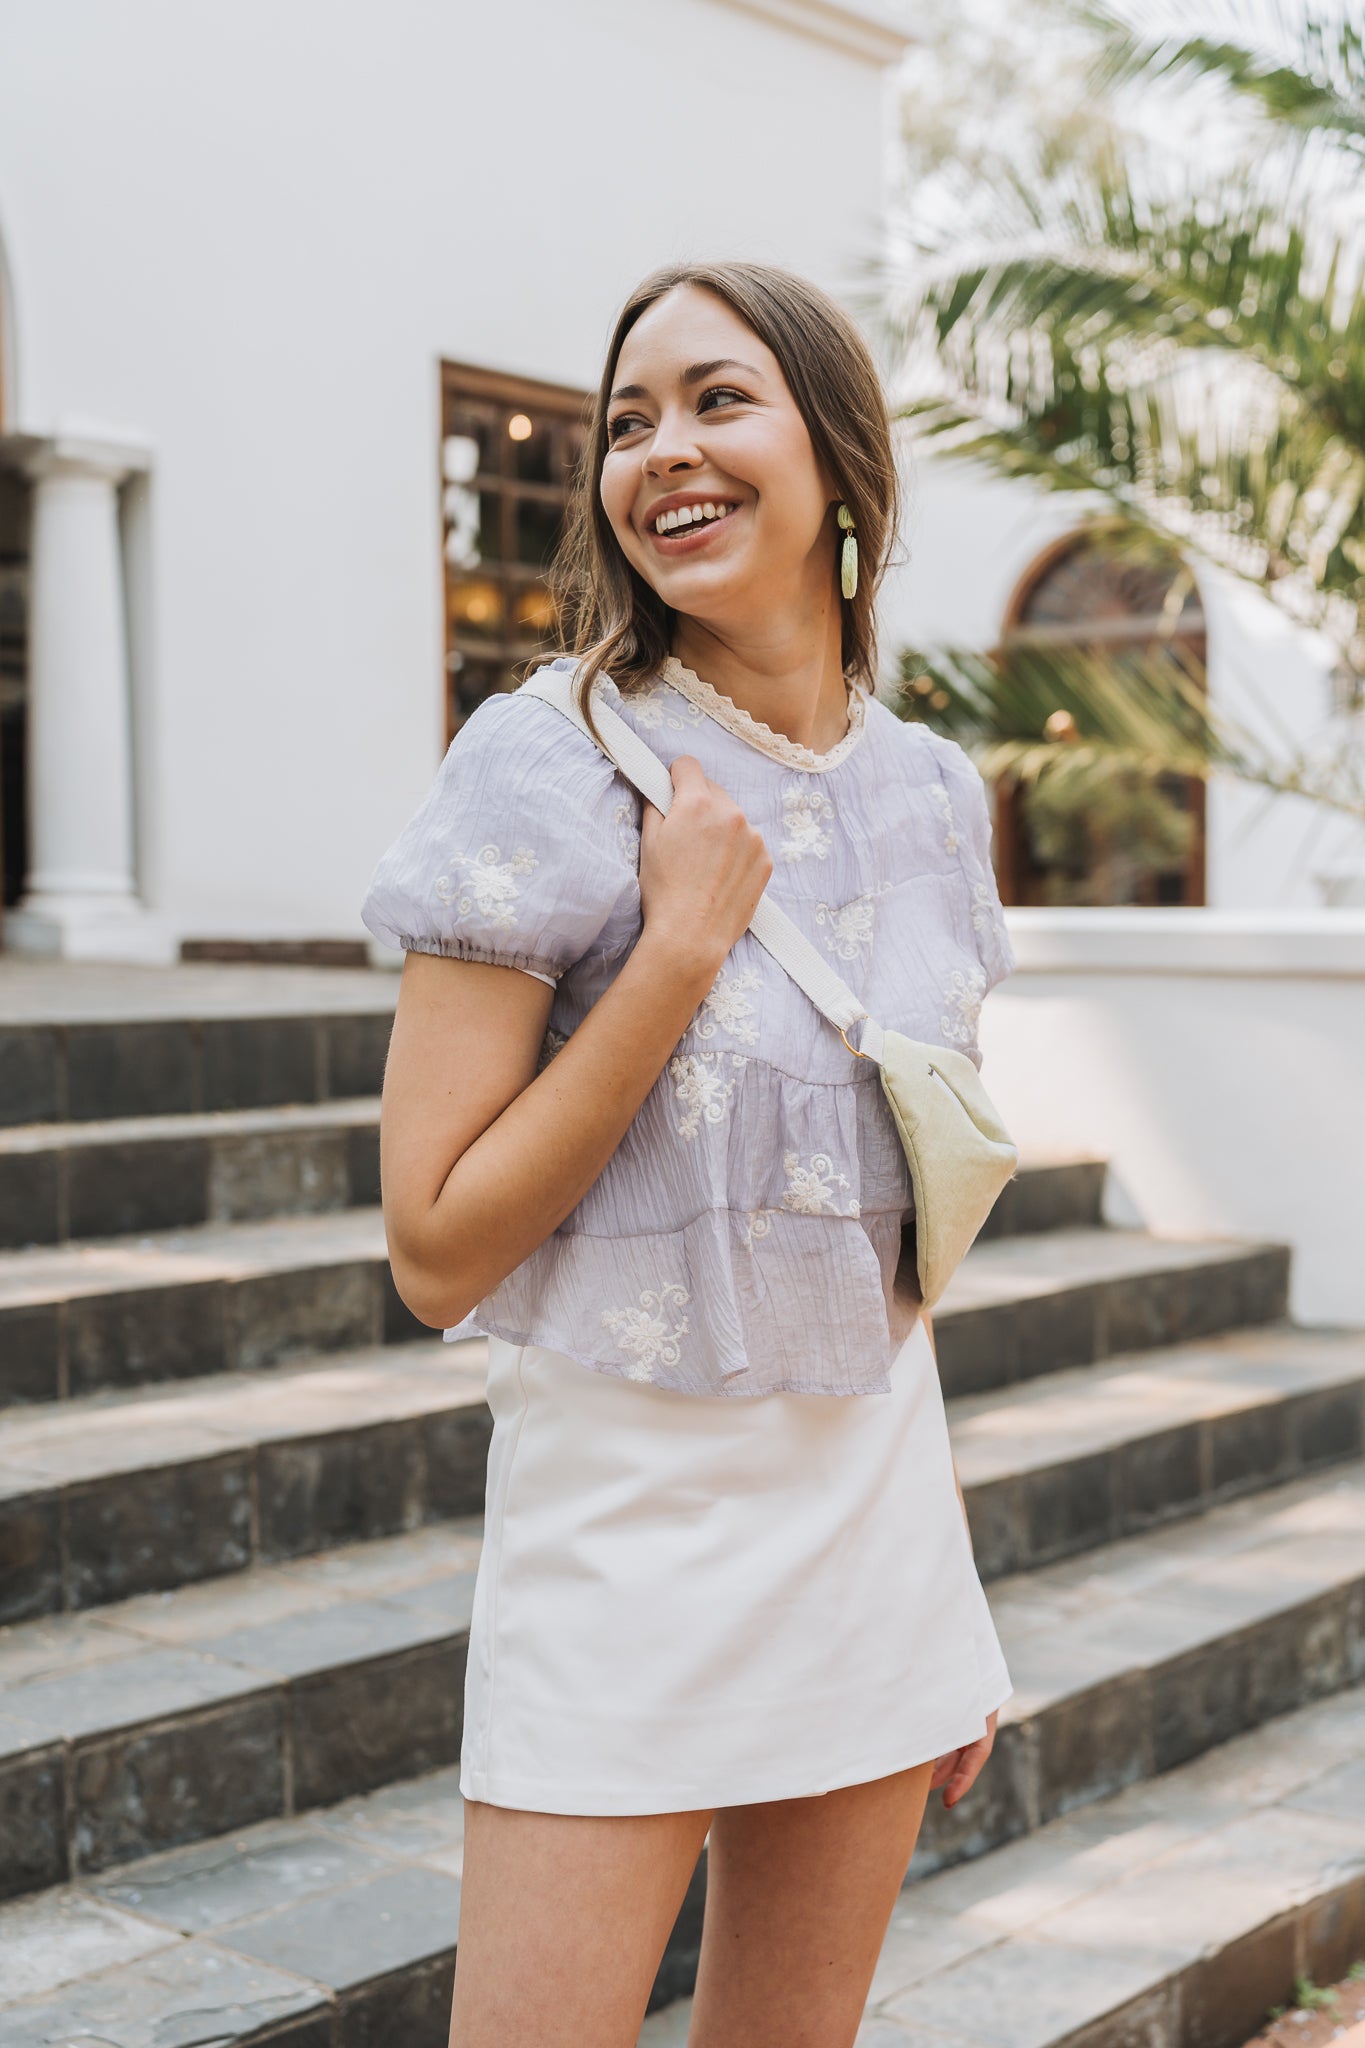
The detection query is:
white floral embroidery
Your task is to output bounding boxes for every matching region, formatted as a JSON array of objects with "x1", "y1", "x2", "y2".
[
  {"x1": 668, "y1": 1051, "x2": 746, "y2": 1139},
  {"x1": 630, "y1": 677, "x2": 705, "y2": 732},
  {"x1": 741, "y1": 1209, "x2": 773, "y2": 1246},
  {"x1": 434, "y1": 844, "x2": 537, "y2": 931},
  {"x1": 613, "y1": 799, "x2": 641, "y2": 862},
  {"x1": 536, "y1": 1027, "x2": 569, "y2": 1073},
  {"x1": 930, "y1": 783, "x2": 960, "y2": 853},
  {"x1": 969, "y1": 878, "x2": 997, "y2": 937},
  {"x1": 694, "y1": 964, "x2": 760, "y2": 1046},
  {"x1": 780, "y1": 1151, "x2": 860, "y2": 1218},
  {"x1": 601, "y1": 1282, "x2": 690, "y2": 1381},
  {"x1": 815, "y1": 892, "x2": 877, "y2": 962},
  {"x1": 940, "y1": 963, "x2": 987, "y2": 1048},
  {"x1": 778, "y1": 782, "x2": 835, "y2": 863}
]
